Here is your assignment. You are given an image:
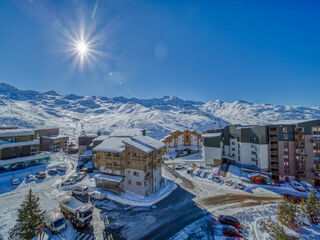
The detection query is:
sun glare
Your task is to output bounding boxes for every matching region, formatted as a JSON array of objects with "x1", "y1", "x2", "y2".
[{"x1": 76, "y1": 41, "x2": 88, "y2": 55}]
